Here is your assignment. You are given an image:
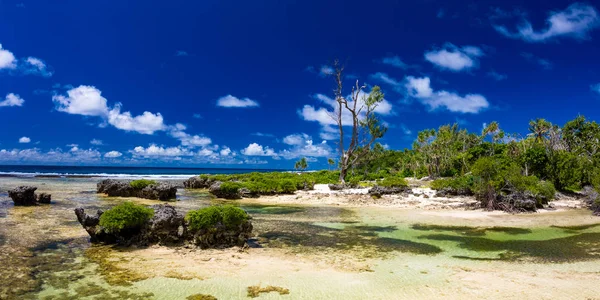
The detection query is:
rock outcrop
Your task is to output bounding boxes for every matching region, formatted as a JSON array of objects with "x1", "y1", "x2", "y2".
[
  {"x1": 8, "y1": 186, "x2": 52, "y2": 206},
  {"x1": 96, "y1": 179, "x2": 177, "y2": 201},
  {"x1": 208, "y1": 181, "x2": 243, "y2": 199},
  {"x1": 368, "y1": 185, "x2": 408, "y2": 197},
  {"x1": 74, "y1": 204, "x2": 253, "y2": 248},
  {"x1": 435, "y1": 187, "x2": 474, "y2": 198},
  {"x1": 183, "y1": 176, "x2": 217, "y2": 189},
  {"x1": 582, "y1": 186, "x2": 600, "y2": 216}
]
